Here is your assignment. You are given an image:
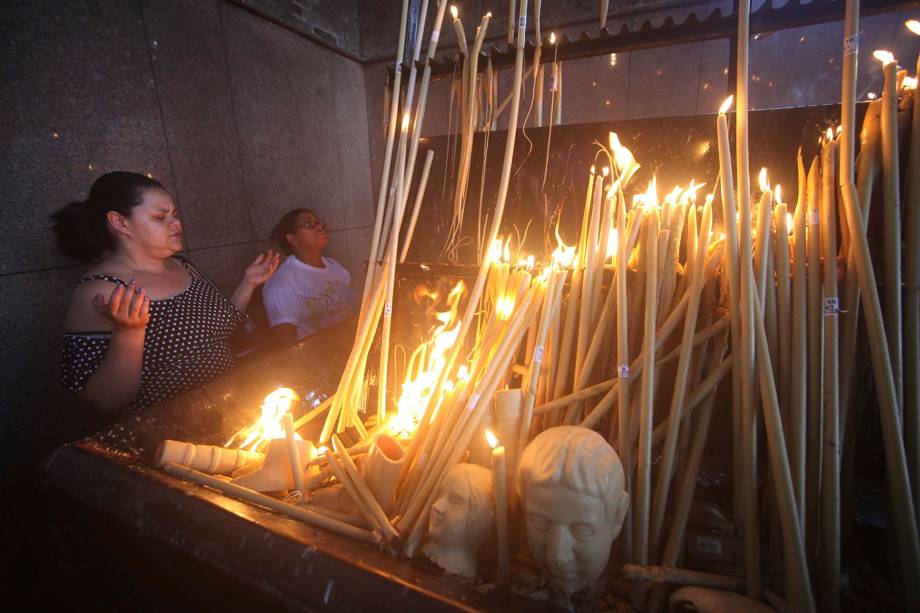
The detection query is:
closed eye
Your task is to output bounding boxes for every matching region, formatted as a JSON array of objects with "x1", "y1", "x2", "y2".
[
  {"x1": 528, "y1": 513, "x2": 551, "y2": 531},
  {"x1": 572, "y1": 524, "x2": 596, "y2": 539}
]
